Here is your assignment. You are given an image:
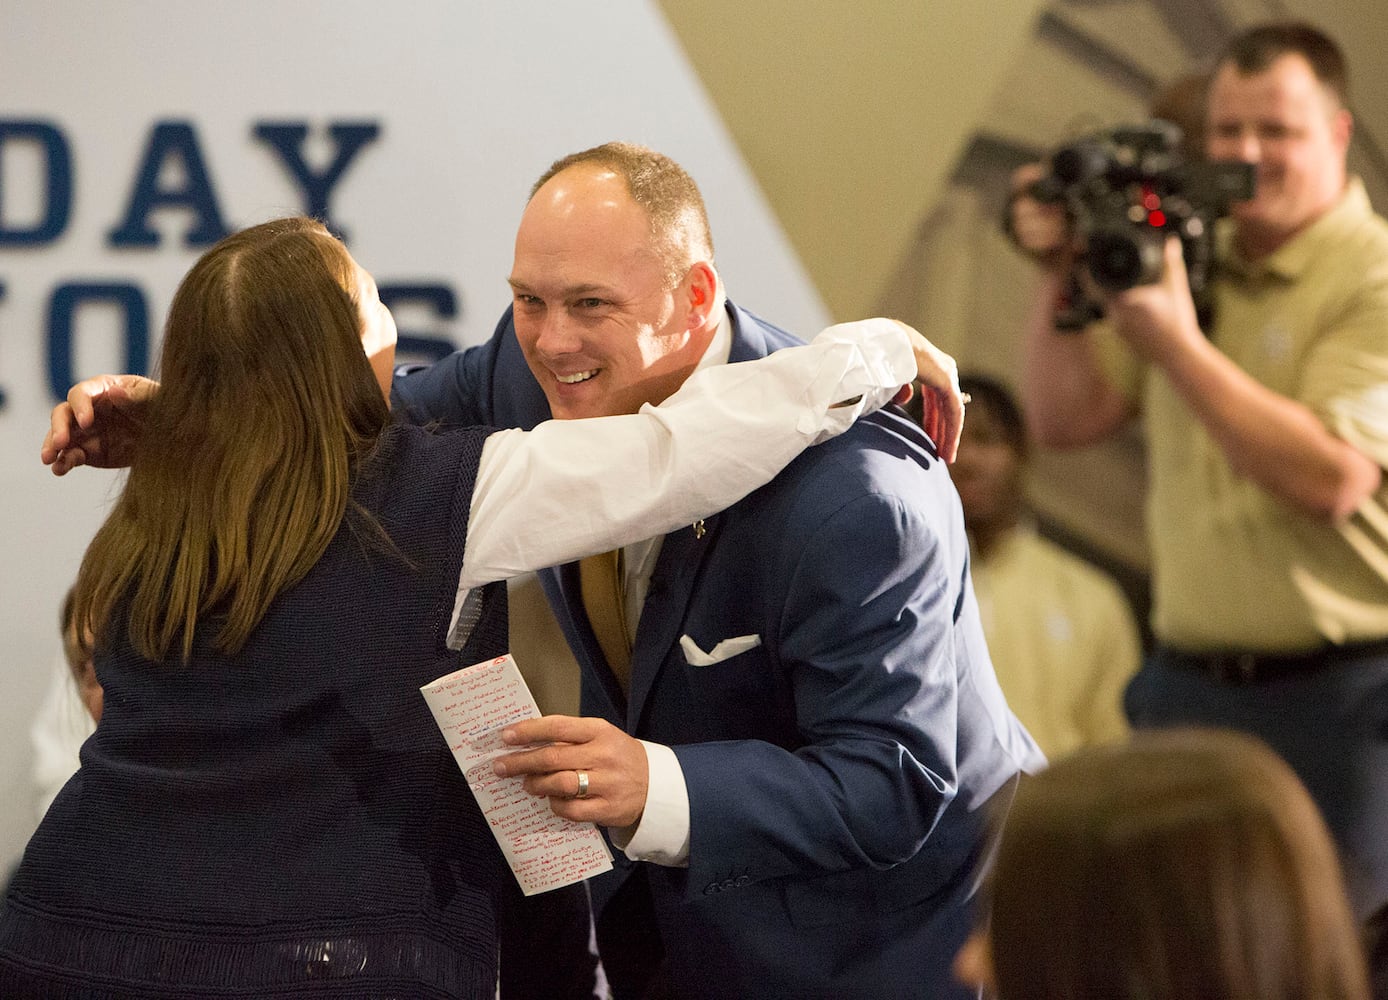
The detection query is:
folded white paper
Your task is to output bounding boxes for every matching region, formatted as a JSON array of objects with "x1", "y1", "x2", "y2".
[{"x1": 420, "y1": 653, "x2": 613, "y2": 895}]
